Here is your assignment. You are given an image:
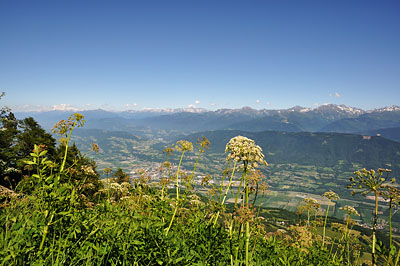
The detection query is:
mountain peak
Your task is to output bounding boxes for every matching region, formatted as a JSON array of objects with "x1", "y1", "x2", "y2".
[
  {"x1": 372, "y1": 105, "x2": 400, "y2": 112},
  {"x1": 316, "y1": 104, "x2": 364, "y2": 116}
]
